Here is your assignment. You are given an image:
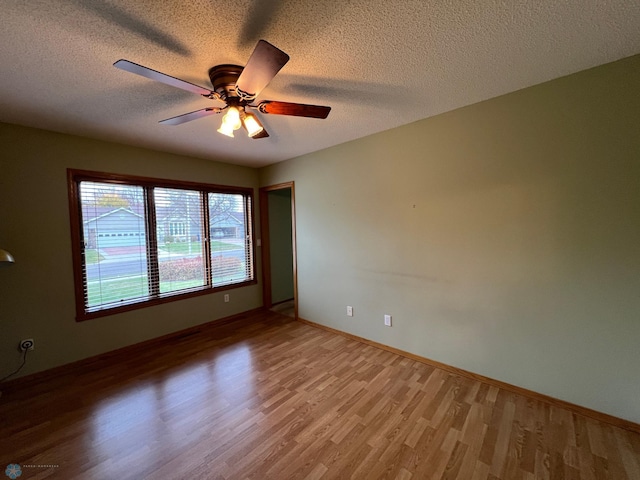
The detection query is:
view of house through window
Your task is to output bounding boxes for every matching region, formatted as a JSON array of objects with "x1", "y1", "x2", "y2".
[
  {"x1": 209, "y1": 193, "x2": 250, "y2": 287},
  {"x1": 154, "y1": 187, "x2": 206, "y2": 294},
  {"x1": 70, "y1": 171, "x2": 255, "y2": 320},
  {"x1": 80, "y1": 182, "x2": 150, "y2": 308}
]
